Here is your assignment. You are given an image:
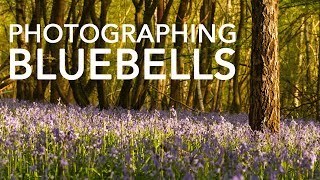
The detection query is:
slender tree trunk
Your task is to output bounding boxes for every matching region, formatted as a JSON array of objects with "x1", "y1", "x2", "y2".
[
  {"x1": 186, "y1": 78, "x2": 196, "y2": 107},
  {"x1": 118, "y1": 0, "x2": 160, "y2": 110},
  {"x1": 214, "y1": 79, "x2": 224, "y2": 112},
  {"x1": 118, "y1": 0, "x2": 144, "y2": 109},
  {"x1": 36, "y1": 0, "x2": 52, "y2": 101},
  {"x1": 154, "y1": 0, "x2": 173, "y2": 110},
  {"x1": 41, "y1": 0, "x2": 48, "y2": 25},
  {"x1": 68, "y1": 0, "x2": 94, "y2": 106},
  {"x1": 293, "y1": 18, "x2": 305, "y2": 111},
  {"x1": 196, "y1": 80, "x2": 205, "y2": 112},
  {"x1": 49, "y1": 0, "x2": 67, "y2": 103},
  {"x1": 15, "y1": 0, "x2": 28, "y2": 100},
  {"x1": 317, "y1": 14, "x2": 320, "y2": 121},
  {"x1": 231, "y1": 0, "x2": 245, "y2": 113},
  {"x1": 170, "y1": 0, "x2": 189, "y2": 108},
  {"x1": 249, "y1": 0, "x2": 280, "y2": 132},
  {"x1": 21, "y1": 1, "x2": 40, "y2": 101},
  {"x1": 304, "y1": 17, "x2": 311, "y2": 83},
  {"x1": 130, "y1": 1, "x2": 146, "y2": 109},
  {"x1": 213, "y1": 0, "x2": 230, "y2": 112},
  {"x1": 131, "y1": 0, "x2": 159, "y2": 109},
  {"x1": 34, "y1": 0, "x2": 45, "y2": 100},
  {"x1": 227, "y1": 80, "x2": 233, "y2": 109},
  {"x1": 199, "y1": 0, "x2": 213, "y2": 94},
  {"x1": 196, "y1": 0, "x2": 217, "y2": 111},
  {"x1": 201, "y1": 0, "x2": 216, "y2": 109},
  {"x1": 93, "y1": 0, "x2": 112, "y2": 109}
]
